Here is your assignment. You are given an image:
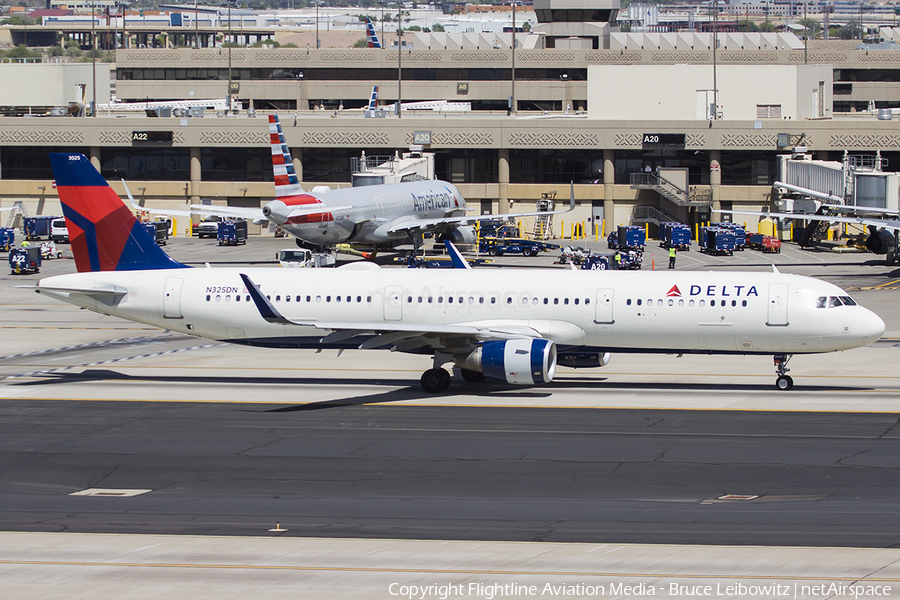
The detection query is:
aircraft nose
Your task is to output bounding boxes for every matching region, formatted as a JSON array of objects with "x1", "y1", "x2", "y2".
[{"x1": 860, "y1": 309, "x2": 886, "y2": 345}]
